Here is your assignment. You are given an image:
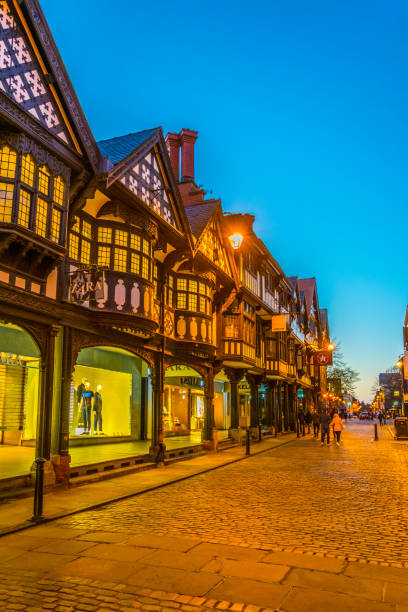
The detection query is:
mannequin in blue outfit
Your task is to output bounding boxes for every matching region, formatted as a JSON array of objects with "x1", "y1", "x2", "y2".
[{"x1": 81, "y1": 381, "x2": 94, "y2": 434}]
